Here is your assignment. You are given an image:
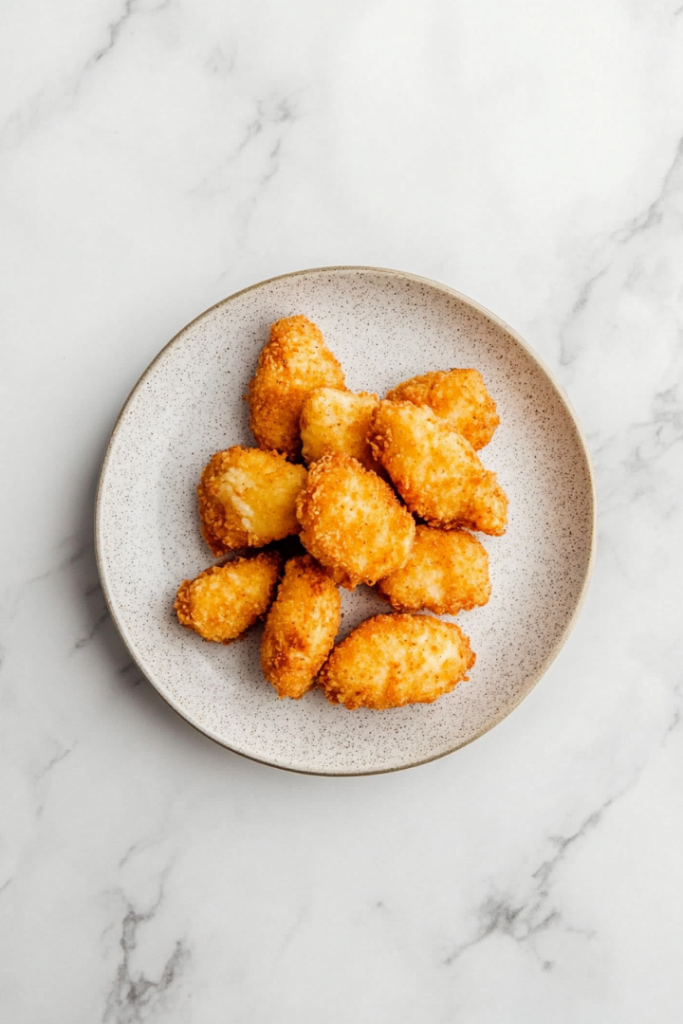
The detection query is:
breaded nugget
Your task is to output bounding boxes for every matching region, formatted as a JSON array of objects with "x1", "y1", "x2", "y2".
[
  {"x1": 300, "y1": 387, "x2": 380, "y2": 471},
  {"x1": 368, "y1": 401, "x2": 508, "y2": 536},
  {"x1": 296, "y1": 453, "x2": 416, "y2": 590},
  {"x1": 261, "y1": 555, "x2": 341, "y2": 699},
  {"x1": 175, "y1": 551, "x2": 281, "y2": 644},
  {"x1": 377, "y1": 525, "x2": 491, "y2": 614},
  {"x1": 319, "y1": 613, "x2": 475, "y2": 710},
  {"x1": 248, "y1": 316, "x2": 345, "y2": 458},
  {"x1": 198, "y1": 447, "x2": 307, "y2": 556},
  {"x1": 386, "y1": 368, "x2": 499, "y2": 449}
]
